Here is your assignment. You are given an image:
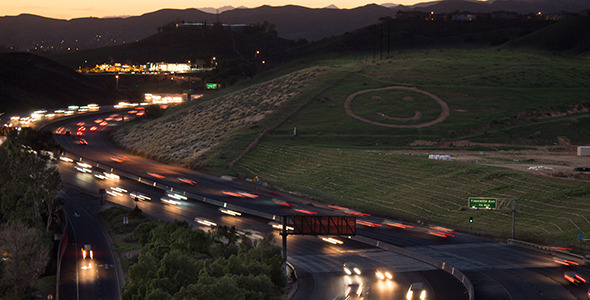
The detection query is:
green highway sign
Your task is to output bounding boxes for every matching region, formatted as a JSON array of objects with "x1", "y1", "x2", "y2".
[
  {"x1": 206, "y1": 83, "x2": 219, "y2": 90},
  {"x1": 468, "y1": 197, "x2": 497, "y2": 209}
]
